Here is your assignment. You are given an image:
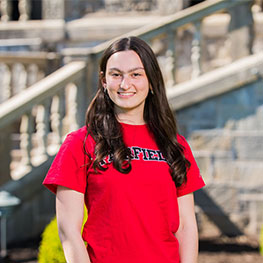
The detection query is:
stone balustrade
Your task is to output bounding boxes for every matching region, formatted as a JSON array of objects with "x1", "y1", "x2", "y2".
[
  {"x1": 0, "y1": 0, "x2": 31, "y2": 22},
  {"x1": 0, "y1": 52, "x2": 60, "y2": 103},
  {"x1": 0, "y1": 61, "x2": 86, "y2": 184},
  {"x1": 63, "y1": 0, "x2": 255, "y2": 87}
]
